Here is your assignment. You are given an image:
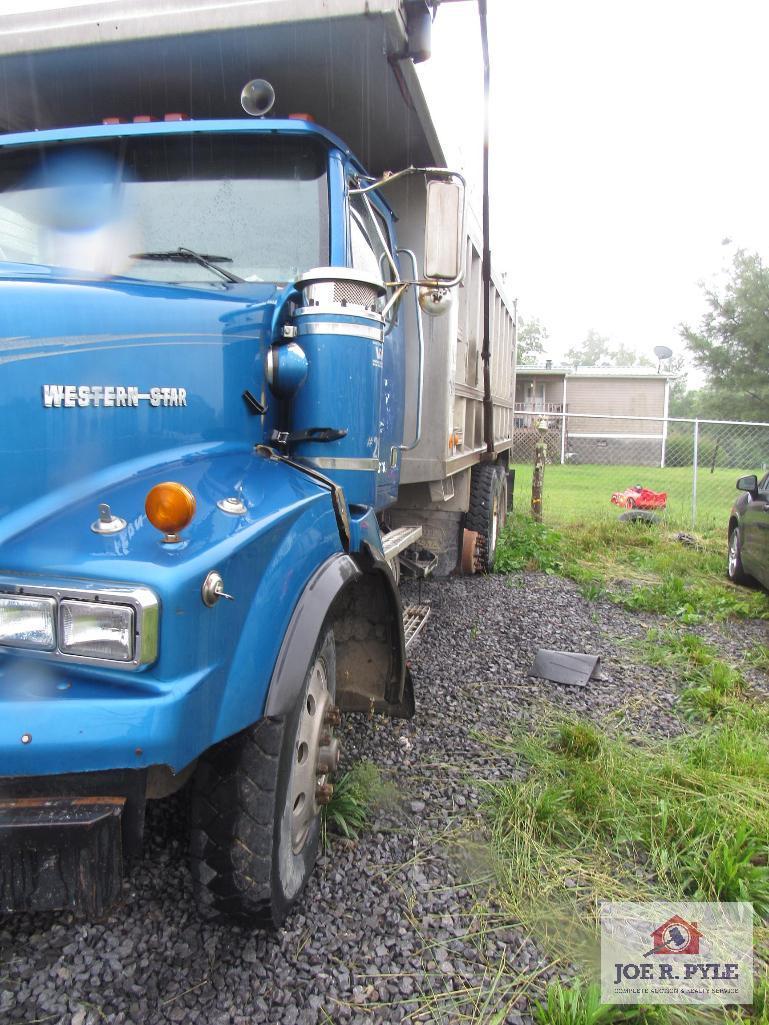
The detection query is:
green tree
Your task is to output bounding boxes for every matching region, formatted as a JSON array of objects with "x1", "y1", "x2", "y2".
[
  {"x1": 517, "y1": 315, "x2": 548, "y2": 366},
  {"x1": 665, "y1": 354, "x2": 690, "y2": 415},
  {"x1": 565, "y1": 329, "x2": 610, "y2": 367},
  {"x1": 565, "y1": 329, "x2": 653, "y2": 368},
  {"x1": 681, "y1": 249, "x2": 769, "y2": 421}
]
